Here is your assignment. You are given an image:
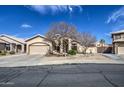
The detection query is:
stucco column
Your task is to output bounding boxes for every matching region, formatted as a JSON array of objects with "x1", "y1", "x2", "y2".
[
  {"x1": 60, "y1": 38, "x2": 63, "y2": 53},
  {"x1": 68, "y1": 38, "x2": 72, "y2": 51},
  {"x1": 10, "y1": 44, "x2": 13, "y2": 51},
  {"x1": 77, "y1": 43, "x2": 79, "y2": 52},
  {"x1": 26, "y1": 44, "x2": 29, "y2": 54},
  {"x1": 49, "y1": 43, "x2": 52, "y2": 53},
  {"x1": 112, "y1": 43, "x2": 115, "y2": 54},
  {"x1": 15, "y1": 45, "x2": 17, "y2": 52},
  {"x1": 115, "y1": 43, "x2": 118, "y2": 54},
  {"x1": 21, "y1": 44, "x2": 25, "y2": 53}
]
